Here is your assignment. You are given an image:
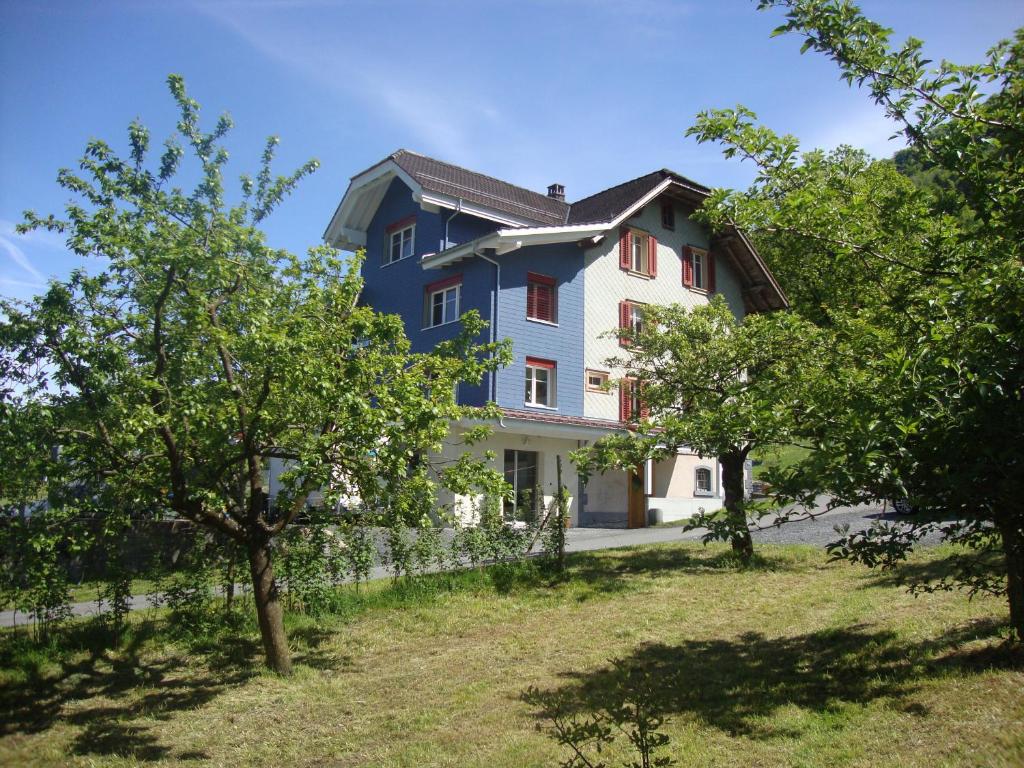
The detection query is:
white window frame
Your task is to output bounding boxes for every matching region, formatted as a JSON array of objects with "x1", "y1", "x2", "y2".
[
  {"x1": 426, "y1": 283, "x2": 460, "y2": 328},
  {"x1": 628, "y1": 302, "x2": 644, "y2": 337},
  {"x1": 692, "y1": 248, "x2": 707, "y2": 290},
  {"x1": 386, "y1": 223, "x2": 415, "y2": 265},
  {"x1": 525, "y1": 360, "x2": 557, "y2": 408},
  {"x1": 695, "y1": 465, "x2": 714, "y2": 497},
  {"x1": 630, "y1": 231, "x2": 650, "y2": 275},
  {"x1": 585, "y1": 369, "x2": 609, "y2": 393}
]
